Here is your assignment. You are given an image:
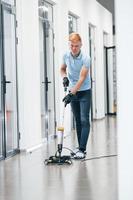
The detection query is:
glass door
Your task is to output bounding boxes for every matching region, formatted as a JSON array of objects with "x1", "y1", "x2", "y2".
[
  {"x1": 39, "y1": 1, "x2": 56, "y2": 140},
  {"x1": 89, "y1": 24, "x2": 97, "y2": 120},
  {"x1": 104, "y1": 45, "x2": 116, "y2": 115},
  {"x1": 0, "y1": 2, "x2": 19, "y2": 158}
]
